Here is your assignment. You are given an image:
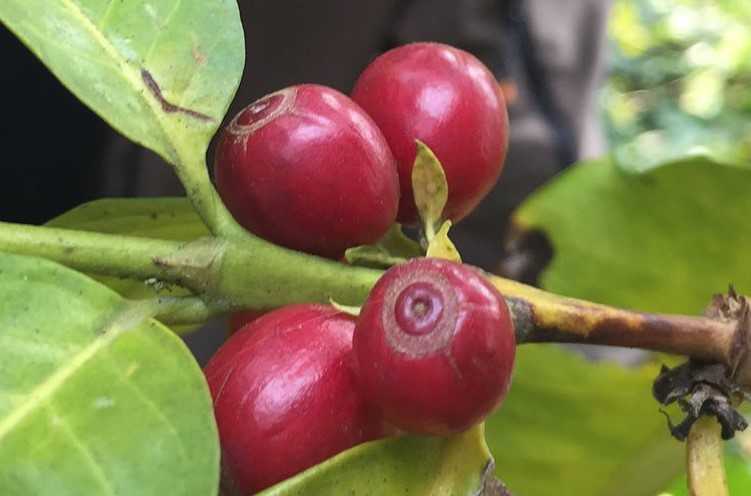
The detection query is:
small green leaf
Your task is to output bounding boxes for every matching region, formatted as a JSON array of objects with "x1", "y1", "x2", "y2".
[
  {"x1": 261, "y1": 424, "x2": 496, "y2": 495},
  {"x1": 328, "y1": 298, "x2": 361, "y2": 317},
  {"x1": 426, "y1": 220, "x2": 461, "y2": 262},
  {"x1": 345, "y1": 224, "x2": 422, "y2": 268},
  {"x1": 0, "y1": 252, "x2": 218, "y2": 496},
  {"x1": 0, "y1": 0, "x2": 244, "y2": 165},
  {"x1": 412, "y1": 140, "x2": 449, "y2": 241}
]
